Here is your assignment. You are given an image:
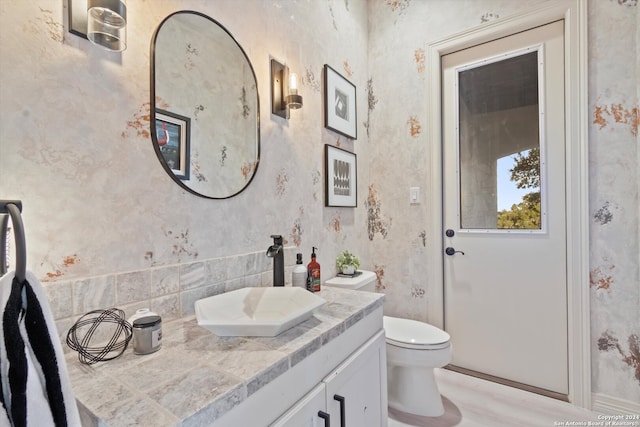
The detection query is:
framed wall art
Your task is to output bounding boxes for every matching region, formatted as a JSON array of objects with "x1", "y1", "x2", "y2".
[
  {"x1": 154, "y1": 109, "x2": 191, "y2": 180},
  {"x1": 324, "y1": 64, "x2": 357, "y2": 139},
  {"x1": 325, "y1": 144, "x2": 357, "y2": 207}
]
